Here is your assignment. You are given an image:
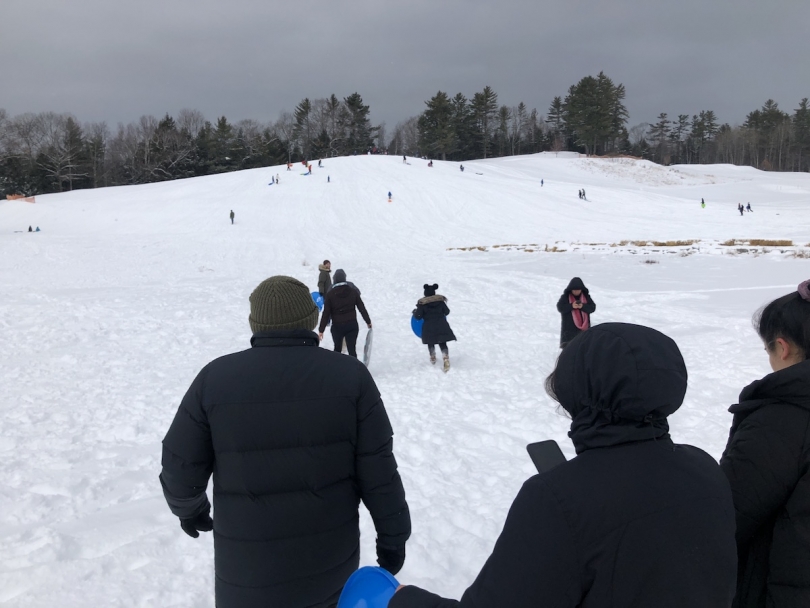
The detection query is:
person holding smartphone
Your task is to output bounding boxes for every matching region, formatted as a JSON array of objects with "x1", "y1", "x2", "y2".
[
  {"x1": 556, "y1": 277, "x2": 595, "y2": 348},
  {"x1": 388, "y1": 323, "x2": 736, "y2": 608}
]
